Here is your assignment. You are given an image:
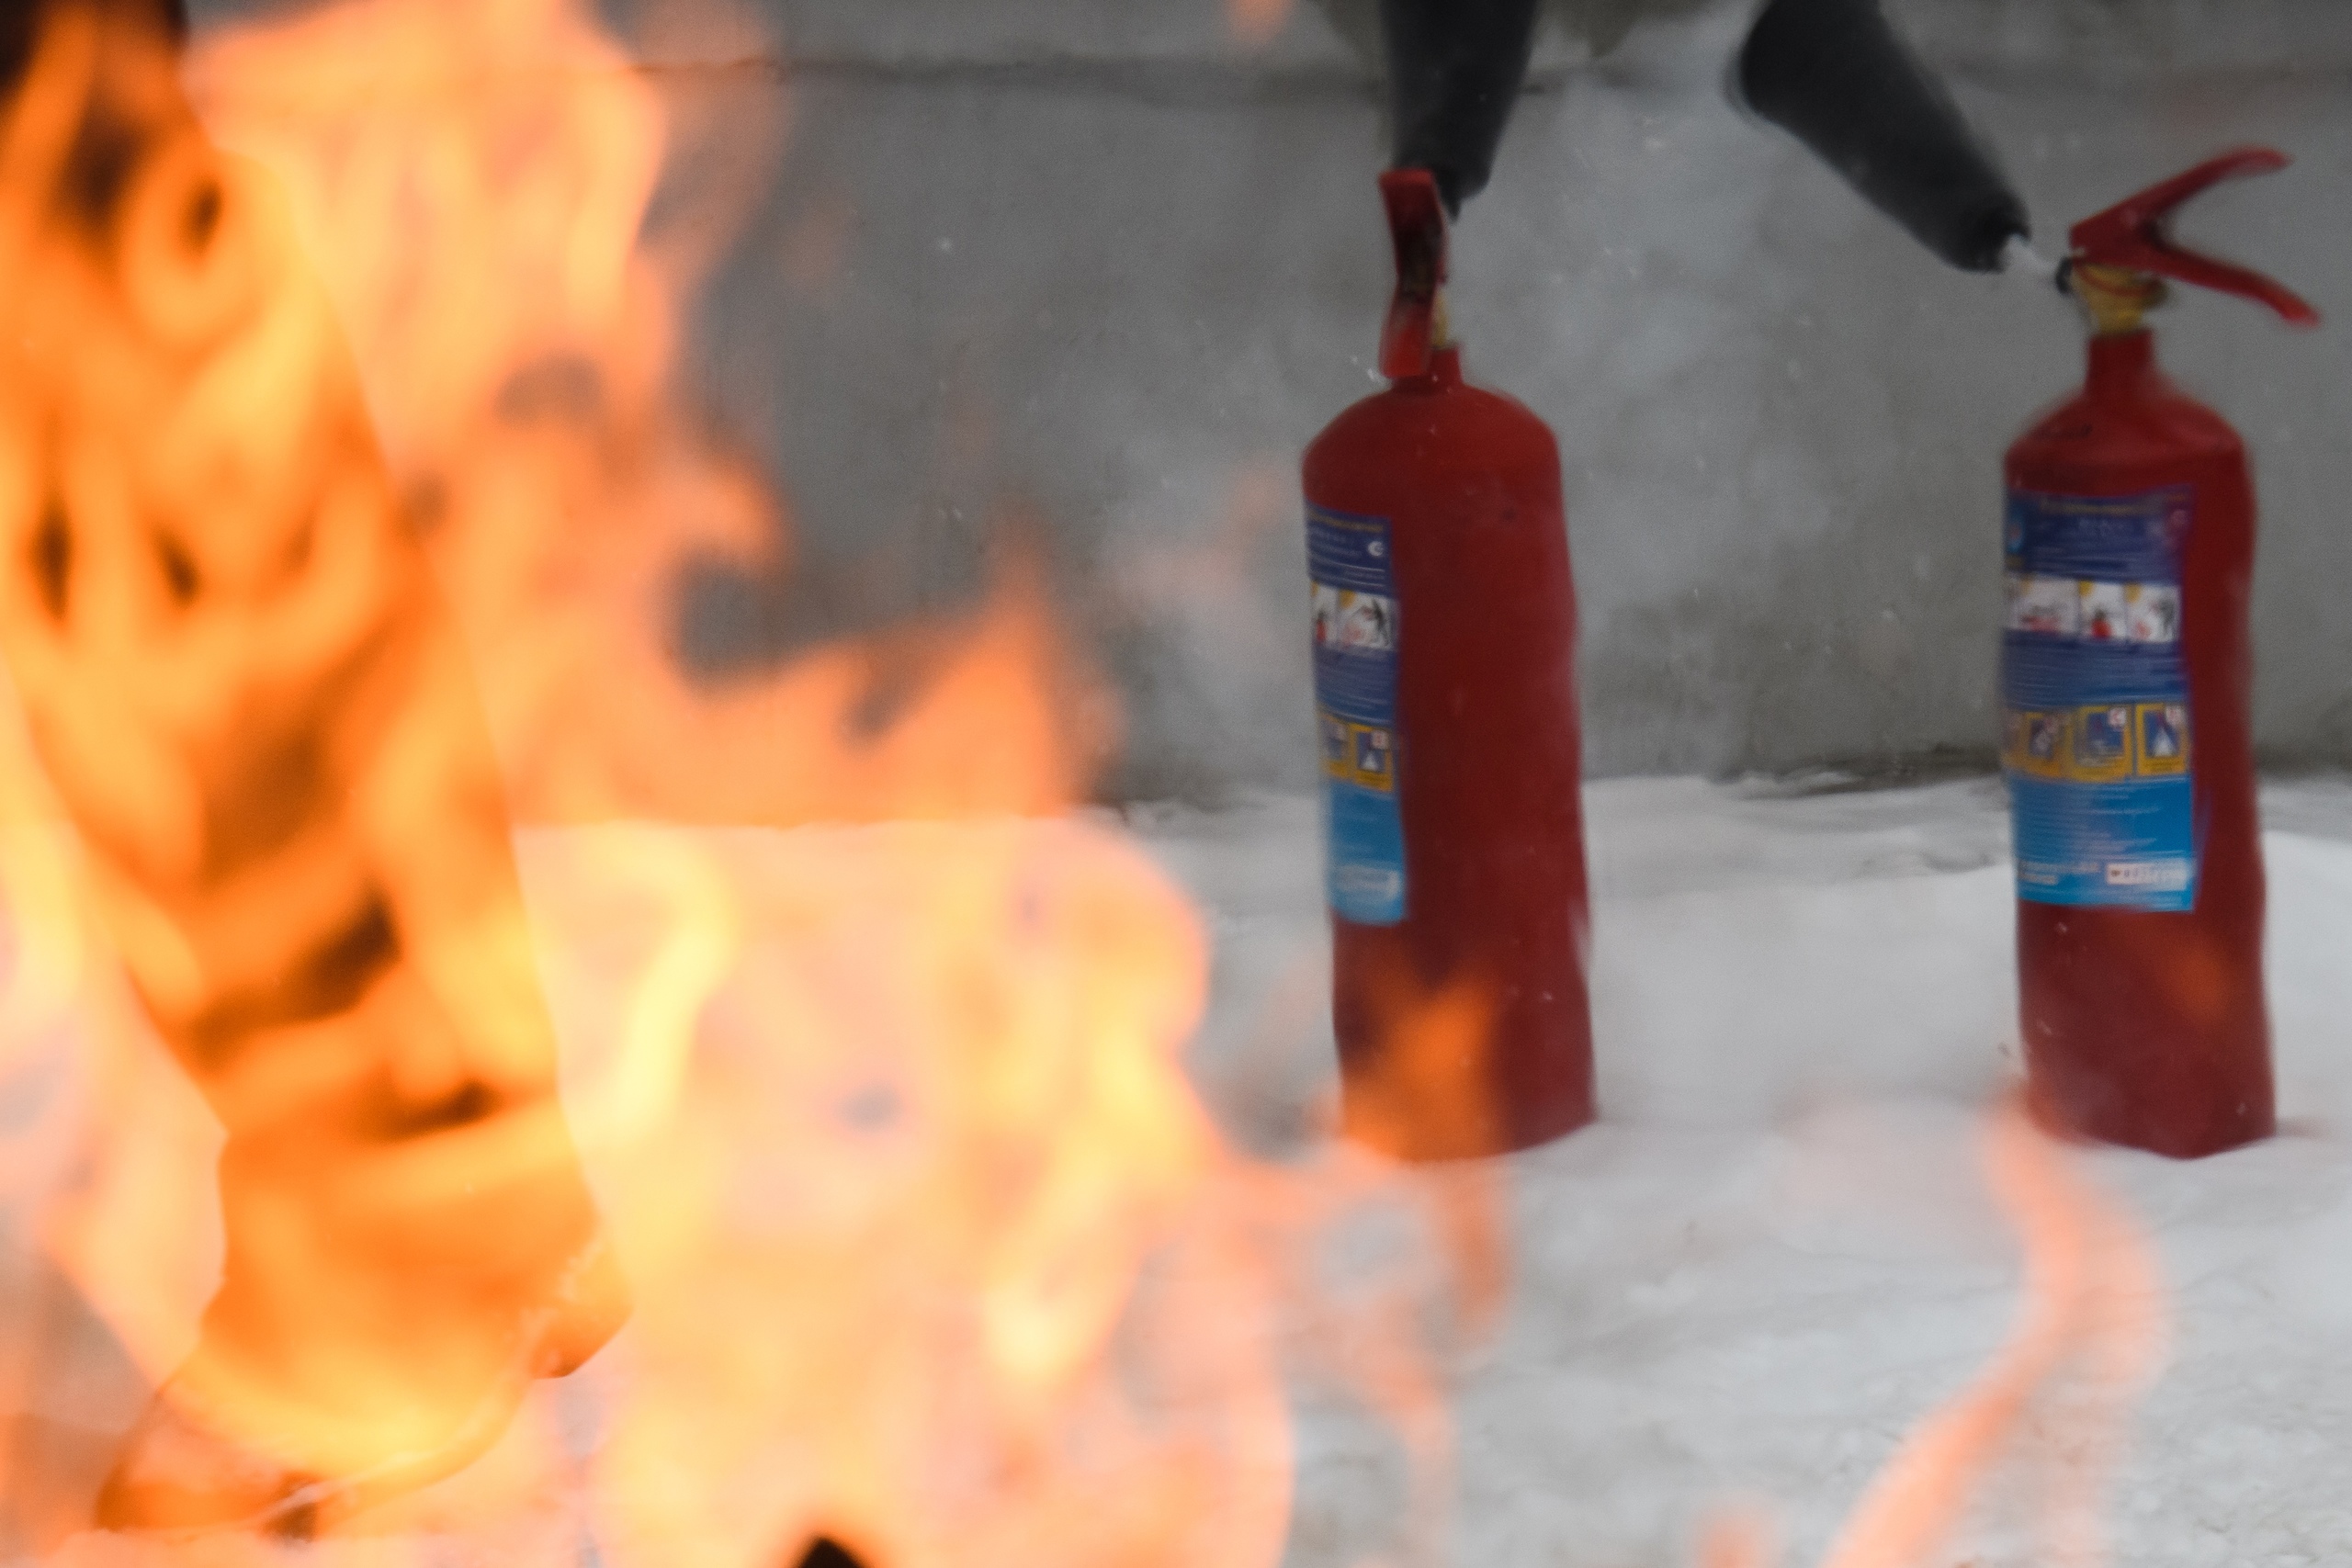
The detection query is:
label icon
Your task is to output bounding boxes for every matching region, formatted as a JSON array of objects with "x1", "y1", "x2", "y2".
[
  {"x1": 2000, "y1": 487, "x2": 2197, "y2": 910},
  {"x1": 1309, "y1": 505, "x2": 1405, "y2": 924}
]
